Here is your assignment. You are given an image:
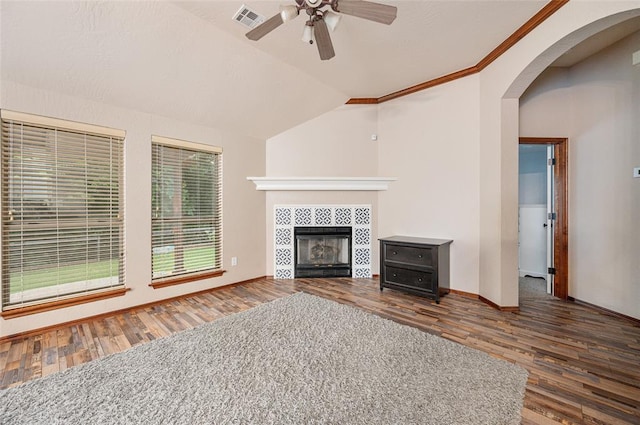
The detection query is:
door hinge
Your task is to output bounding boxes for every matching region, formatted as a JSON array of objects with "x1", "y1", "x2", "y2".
[
  {"x1": 547, "y1": 212, "x2": 556, "y2": 220},
  {"x1": 548, "y1": 158, "x2": 556, "y2": 166},
  {"x1": 548, "y1": 267, "x2": 556, "y2": 275}
]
